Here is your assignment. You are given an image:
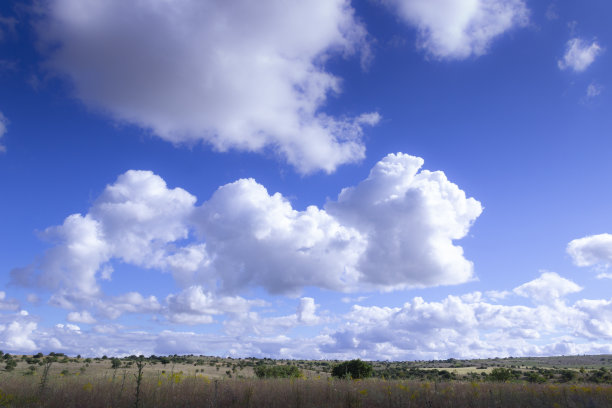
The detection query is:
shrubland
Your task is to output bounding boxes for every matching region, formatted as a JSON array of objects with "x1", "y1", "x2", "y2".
[{"x1": 0, "y1": 352, "x2": 611, "y2": 407}]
